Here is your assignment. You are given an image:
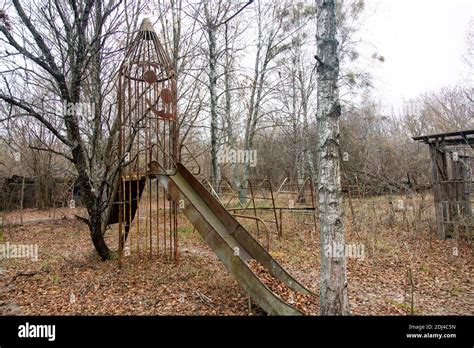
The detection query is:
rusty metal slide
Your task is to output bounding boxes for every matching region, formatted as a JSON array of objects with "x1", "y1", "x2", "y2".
[{"x1": 159, "y1": 163, "x2": 317, "y2": 315}]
